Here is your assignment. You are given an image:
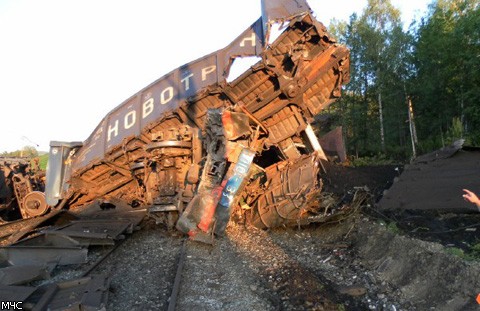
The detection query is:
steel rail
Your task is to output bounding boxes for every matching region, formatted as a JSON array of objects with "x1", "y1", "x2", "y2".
[{"x1": 167, "y1": 239, "x2": 187, "y2": 311}]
